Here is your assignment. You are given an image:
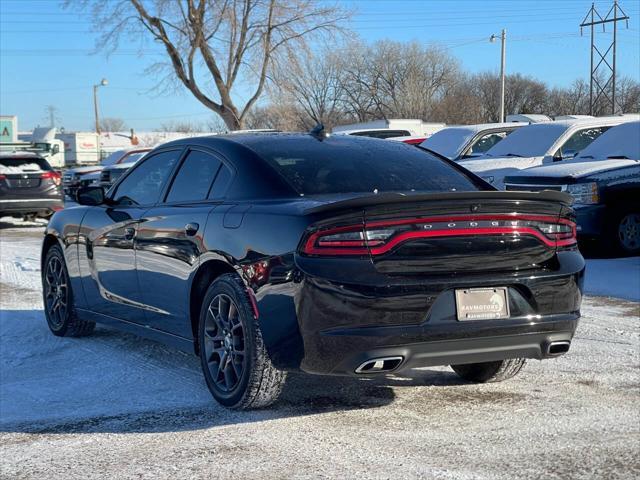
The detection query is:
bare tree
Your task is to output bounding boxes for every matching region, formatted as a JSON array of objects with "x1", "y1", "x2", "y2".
[
  {"x1": 157, "y1": 120, "x2": 204, "y2": 133},
  {"x1": 340, "y1": 40, "x2": 460, "y2": 121},
  {"x1": 272, "y1": 50, "x2": 346, "y2": 128},
  {"x1": 68, "y1": 0, "x2": 348, "y2": 130},
  {"x1": 99, "y1": 117, "x2": 127, "y2": 132},
  {"x1": 616, "y1": 76, "x2": 640, "y2": 114},
  {"x1": 546, "y1": 79, "x2": 590, "y2": 117}
]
